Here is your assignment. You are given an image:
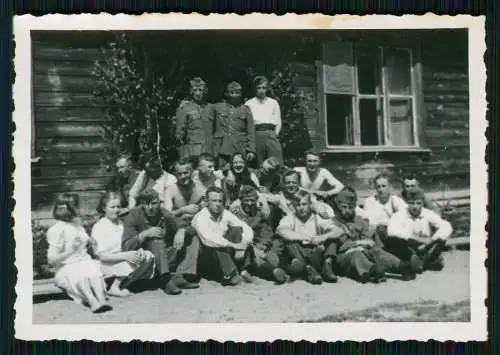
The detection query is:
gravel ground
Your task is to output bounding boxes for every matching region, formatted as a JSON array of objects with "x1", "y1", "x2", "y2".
[{"x1": 33, "y1": 250, "x2": 470, "y2": 323}]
